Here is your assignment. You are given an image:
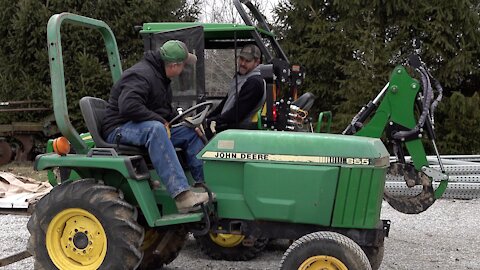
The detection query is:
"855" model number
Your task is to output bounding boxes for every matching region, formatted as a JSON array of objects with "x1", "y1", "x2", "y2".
[{"x1": 346, "y1": 158, "x2": 370, "y2": 165}]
